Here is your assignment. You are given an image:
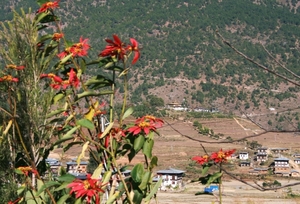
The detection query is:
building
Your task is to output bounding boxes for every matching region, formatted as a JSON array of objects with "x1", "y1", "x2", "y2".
[
  {"x1": 240, "y1": 161, "x2": 251, "y2": 167},
  {"x1": 239, "y1": 152, "x2": 249, "y2": 160},
  {"x1": 46, "y1": 158, "x2": 61, "y2": 175},
  {"x1": 273, "y1": 157, "x2": 290, "y2": 176},
  {"x1": 66, "y1": 160, "x2": 88, "y2": 174},
  {"x1": 156, "y1": 168, "x2": 185, "y2": 189},
  {"x1": 270, "y1": 148, "x2": 289, "y2": 154},
  {"x1": 256, "y1": 153, "x2": 268, "y2": 162},
  {"x1": 249, "y1": 167, "x2": 269, "y2": 175}
]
